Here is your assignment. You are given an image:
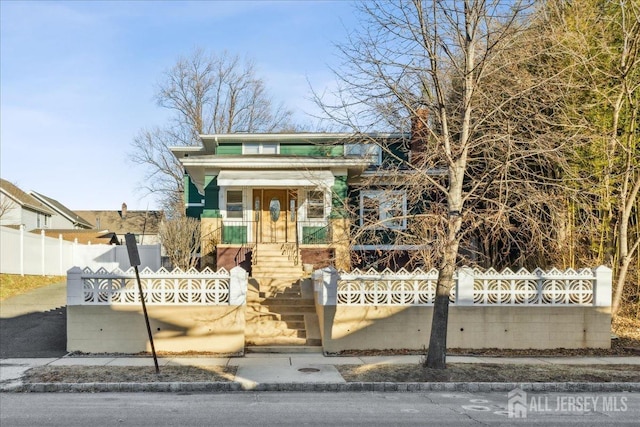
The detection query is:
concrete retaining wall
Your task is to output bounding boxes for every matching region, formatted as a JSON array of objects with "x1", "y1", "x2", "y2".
[
  {"x1": 317, "y1": 305, "x2": 611, "y2": 353},
  {"x1": 67, "y1": 305, "x2": 245, "y2": 355}
]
